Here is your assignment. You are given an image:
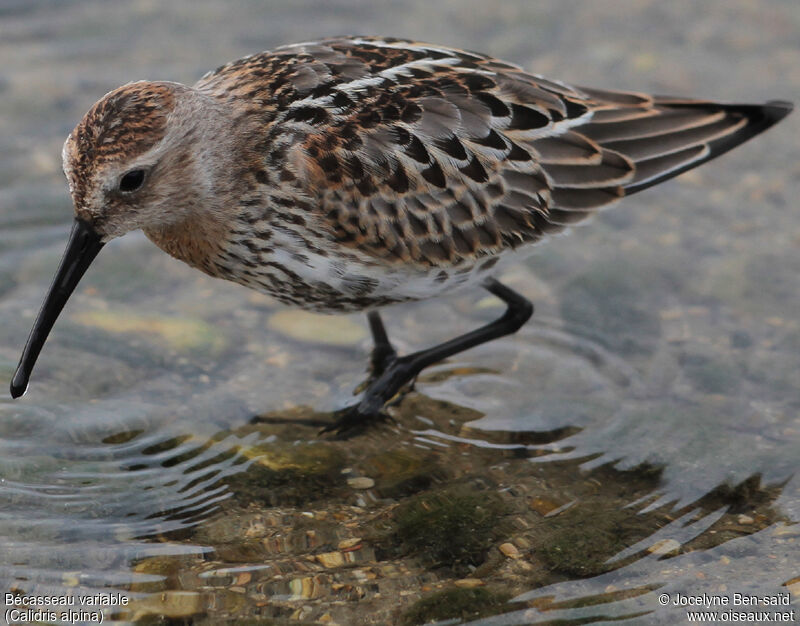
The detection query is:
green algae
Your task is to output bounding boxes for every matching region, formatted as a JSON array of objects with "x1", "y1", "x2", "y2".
[
  {"x1": 390, "y1": 485, "x2": 510, "y2": 569},
  {"x1": 362, "y1": 448, "x2": 440, "y2": 499},
  {"x1": 225, "y1": 442, "x2": 347, "y2": 507},
  {"x1": 401, "y1": 587, "x2": 514, "y2": 625},
  {"x1": 536, "y1": 506, "x2": 651, "y2": 577}
]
